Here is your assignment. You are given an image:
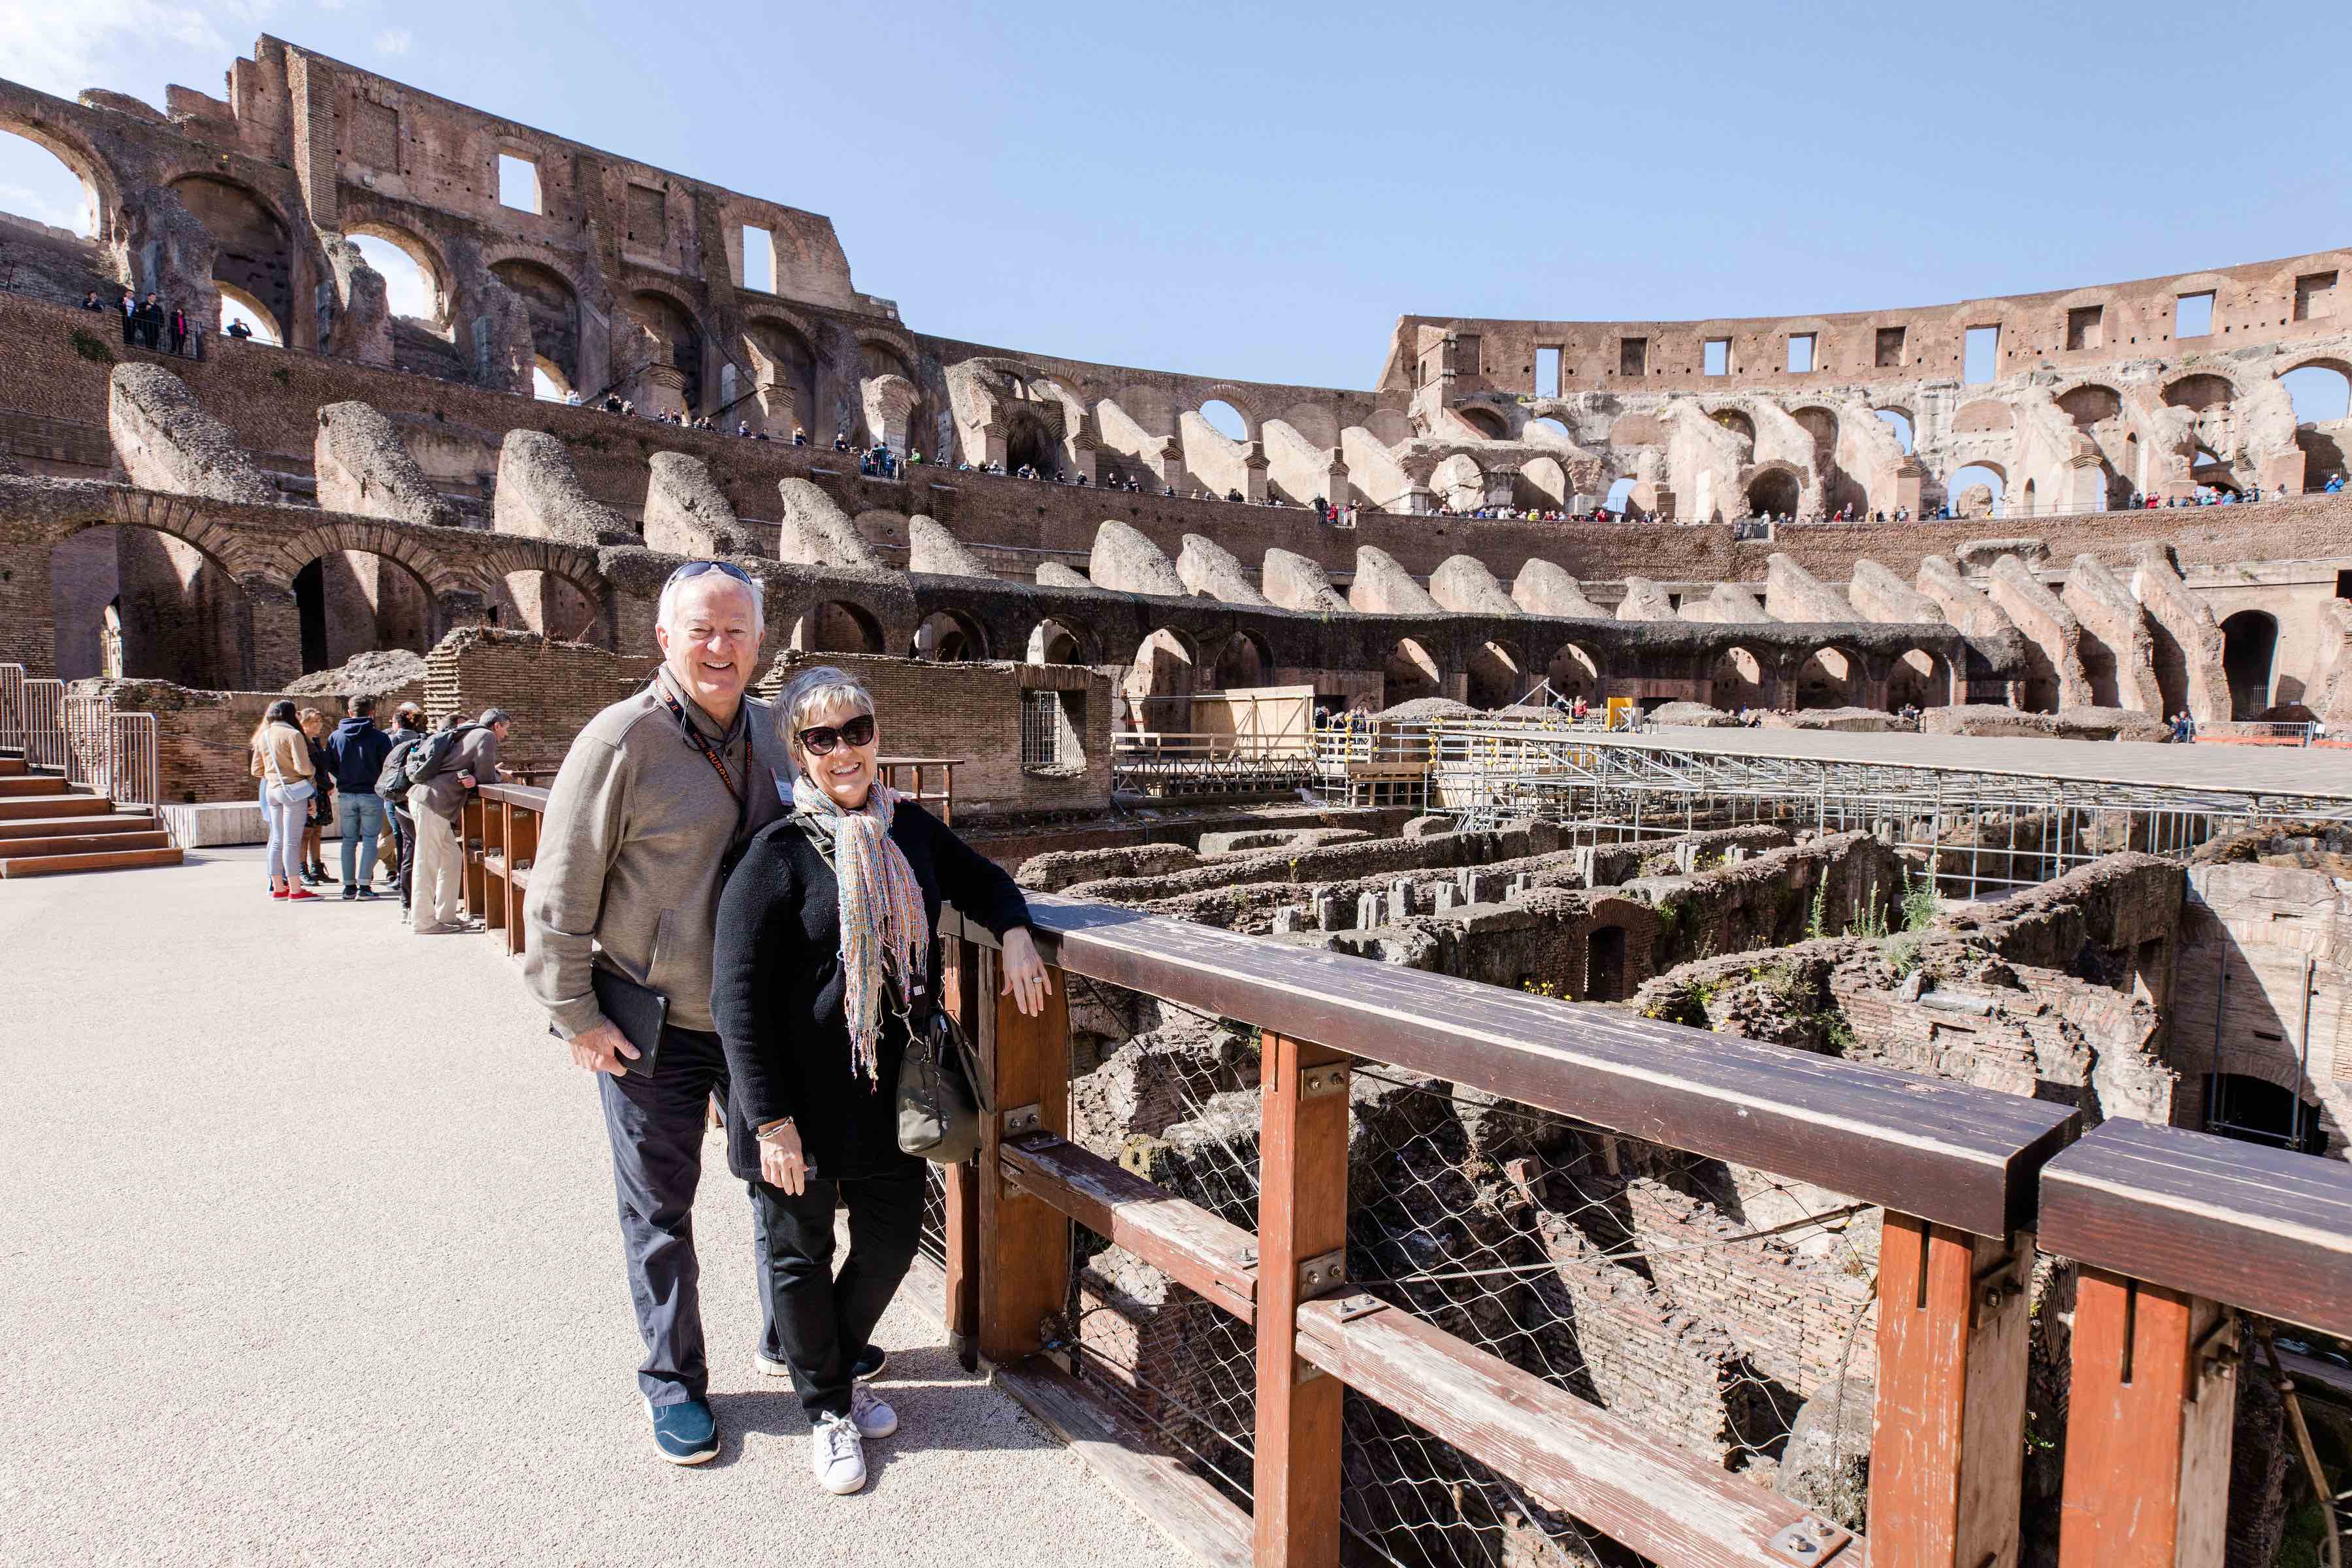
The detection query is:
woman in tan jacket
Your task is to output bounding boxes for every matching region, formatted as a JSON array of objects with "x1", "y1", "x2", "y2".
[{"x1": 250, "y1": 699, "x2": 319, "y2": 901}]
